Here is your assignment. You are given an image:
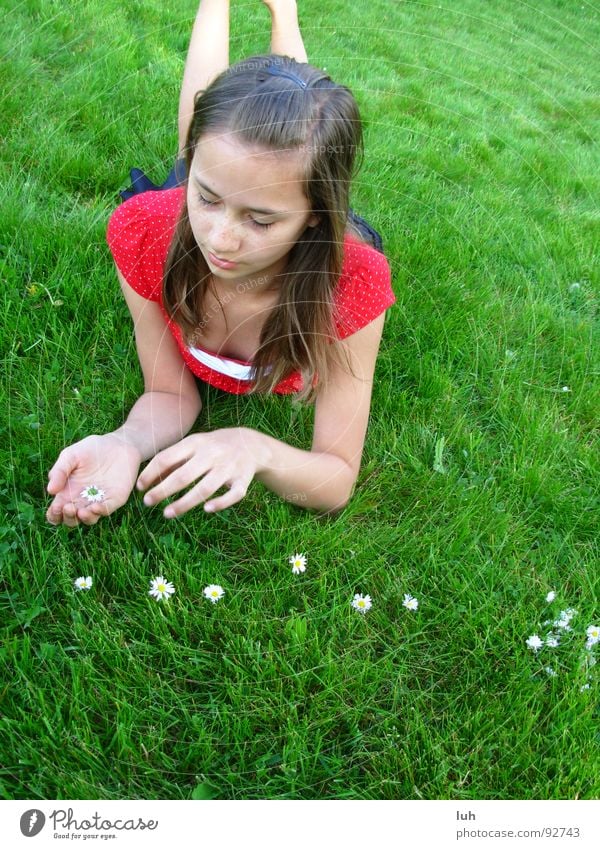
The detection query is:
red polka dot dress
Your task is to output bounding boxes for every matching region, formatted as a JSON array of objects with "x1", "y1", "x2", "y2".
[{"x1": 106, "y1": 188, "x2": 395, "y2": 395}]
